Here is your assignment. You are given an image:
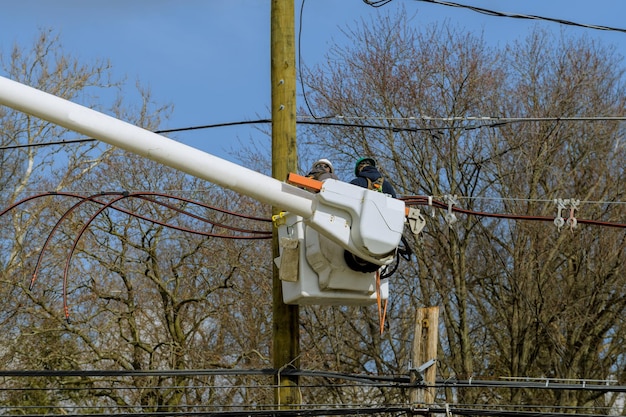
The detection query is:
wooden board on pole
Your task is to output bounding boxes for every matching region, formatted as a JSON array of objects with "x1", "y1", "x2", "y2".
[{"x1": 410, "y1": 306, "x2": 439, "y2": 406}]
